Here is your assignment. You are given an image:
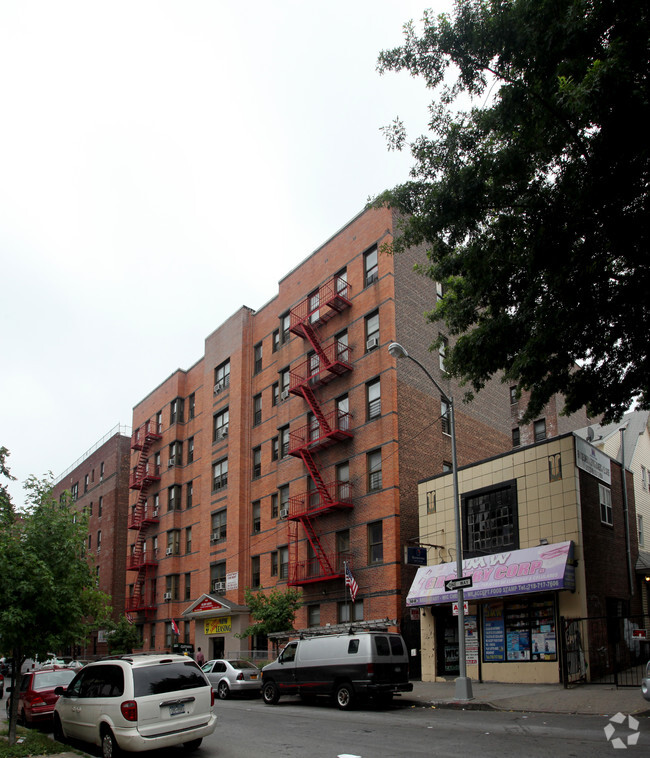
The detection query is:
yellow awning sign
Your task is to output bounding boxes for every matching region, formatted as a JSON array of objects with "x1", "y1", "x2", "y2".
[{"x1": 204, "y1": 616, "x2": 232, "y2": 634}]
